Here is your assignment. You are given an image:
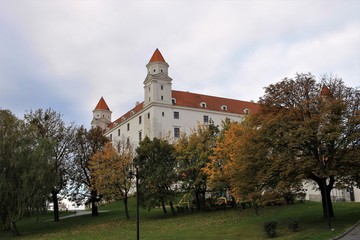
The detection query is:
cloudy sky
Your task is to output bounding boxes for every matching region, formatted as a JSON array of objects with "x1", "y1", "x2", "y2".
[{"x1": 0, "y1": 0, "x2": 359, "y2": 127}]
